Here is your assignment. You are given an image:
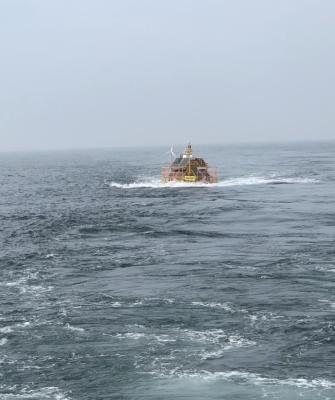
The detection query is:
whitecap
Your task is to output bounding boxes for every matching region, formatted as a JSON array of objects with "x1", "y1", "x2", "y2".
[
  {"x1": 182, "y1": 329, "x2": 227, "y2": 343},
  {"x1": 0, "y1": 386, "x2": 71, "y2": 399},
  {"x1": 16, "y1": 322, "x2": 31, "y2": 329},
  {"x1": 200, "y1": 336, "x2": 256, "y2": 359},
  {"x1": 65, "y1": 323, "x2": 85, "y2": 333},
  {"x1": 115, "y1": 331, "x2": 177, "y2": 343},
  {"x1": 4, "y1": 278, "x2": 26, "y2": 287},
  {"x1": 192, "y1": 301, "x2": 235, "y2": 312},
  {"x1": 0, "y1": 327, "x2": 12, "y2": 334},
  {"x1": 116, "y1": 332, "x2": 146, "y2": 340},
  {"x1": 248, "y1": 315, "x2": 258, "y2": 324},
  {"x1": 0, "y1": 322, "x2": 32, "y2": 335},
  {"x1": 228, "y1": 335, "x2": 256, "y2": 347},
  {"x1": 4, "y1": 280, "x2": 53, "y2": 295},
  {"x1": 125, "y1": 324, "x2": 145, "y2": 329},
  {"x1": 157, "y1": 369, "x2": 335, "y2": 389},
  {"x1": 108, "y1": 175, "x2": 318, "y2": 189},
  {"x1": 142, "y1": 297, "x2": 176, "y2": 304},
  {"x1": 192, "y1": 301, "x2": 247, "y2": 314},
  {"x1": 0, "y1": 338, "x2": 8, "y2": 346},
  {"x1": 154, "y1": 335, "x2": 177, "y2": 343},
  {"x1": 19, "y1": 285, "x2": 53, "y2": 295},
  {"x1": 129, "y1": 300, "x2": 143, "y2": 307},
  {"x1": 110, "y1": 301, "x2": 123, "y2": 307},
  {"x1": 163, "y1": 298, "x2": 175, "y2": 304},
  {"x1": 200, "y1": 348, "x2": 227, "y2": 360}
]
